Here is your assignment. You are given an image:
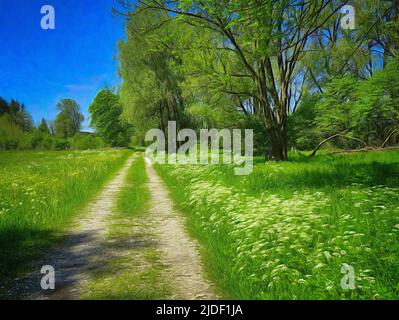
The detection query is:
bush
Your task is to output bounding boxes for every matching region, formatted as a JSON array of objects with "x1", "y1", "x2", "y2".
[
  {"x1": 69, "y1": 133, "x2": 106, "y2": 150},
  {"x1": 0, "y1": 114, "x2": 110, "y2": 151},
  {"x1": 0, "y1": 115, "x2": 25, "y2": 150},
  {"x1": 53, "y1": 138, "x2": 70, "y2": 150}
]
